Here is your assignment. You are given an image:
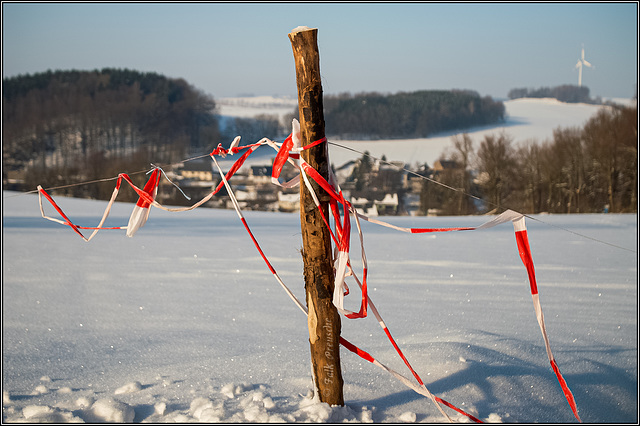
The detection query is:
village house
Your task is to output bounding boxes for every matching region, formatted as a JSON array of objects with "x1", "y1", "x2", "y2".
[
  {"x1": 154, "y1": 159, "x2": 217, "y2": 207},
  {"x1": 180, "y1": 160, "x2": 214, "y2": 182},
  {"x1": 432, "y1": 160, "x2": 459, "y2": 173},
  {"x1": 406, "y1": 163, "x2": 431, "y2": 193},
  {"x1": 375, "y1": 193, "x2": 399, "y2": 215},
  {"x1": 277, "y1": 191, "x2": 300, "y2": 212}
]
